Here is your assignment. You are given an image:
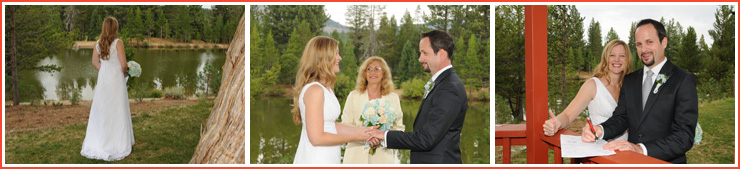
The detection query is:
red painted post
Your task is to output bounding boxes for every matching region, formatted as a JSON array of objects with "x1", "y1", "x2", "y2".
[{"x1": 525, "y1": 5, "x2": 549, "y2": 164}]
